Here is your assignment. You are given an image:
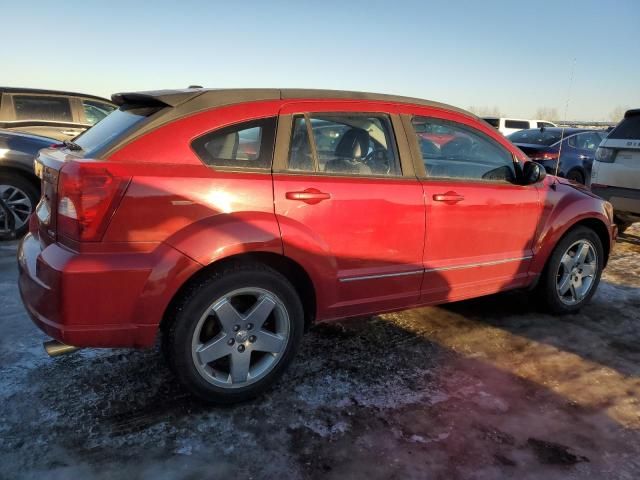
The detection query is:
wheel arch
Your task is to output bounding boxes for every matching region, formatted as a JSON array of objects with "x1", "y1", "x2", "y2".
[{"x1": 161, "y1": 251, "x2": 317, "y2": 334}]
